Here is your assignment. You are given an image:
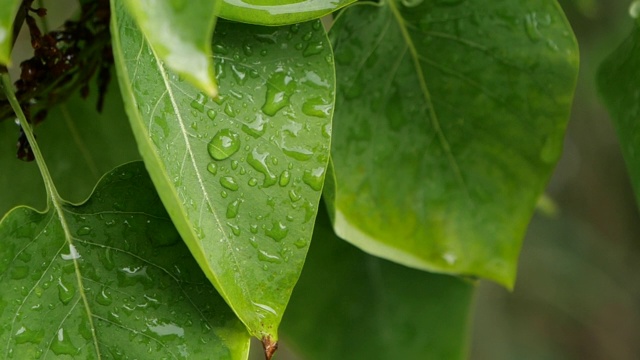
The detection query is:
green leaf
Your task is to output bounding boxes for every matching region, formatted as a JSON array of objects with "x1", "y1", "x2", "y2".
[
  {"x1": 325, "y1": 0, "x2": 578, "y2": 287},
  {"x1": 219, "y1": 0, "x2": 356, "y2": 25},
  {"x1": 0, "y1": 0, "x2": 21, "y2": 65},
  {"x1": 0, "y1": 80, "x2": 139, "y2": 216},
  {"x1": 597, "y1": 25, "x2": 640, "y2": 207},
  {"x1": 111, "y1": 0, "x2": 334, "y2": 346},
  {"x1": 281, "y1": 206, "x2": 475, "y2": 359},
  {"x1": 0, "y1": 162, "x2": 250, "y2": 359},
  {"x1": 119, "y1": 0, "x2": 220, "y2": 97}
]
